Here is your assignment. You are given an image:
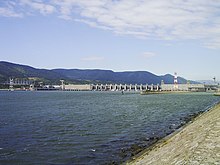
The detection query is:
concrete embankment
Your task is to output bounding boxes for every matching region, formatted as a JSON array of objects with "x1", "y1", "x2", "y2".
[{"x1": 126, "y1": 102, "x2": 220, "y2": 165}]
